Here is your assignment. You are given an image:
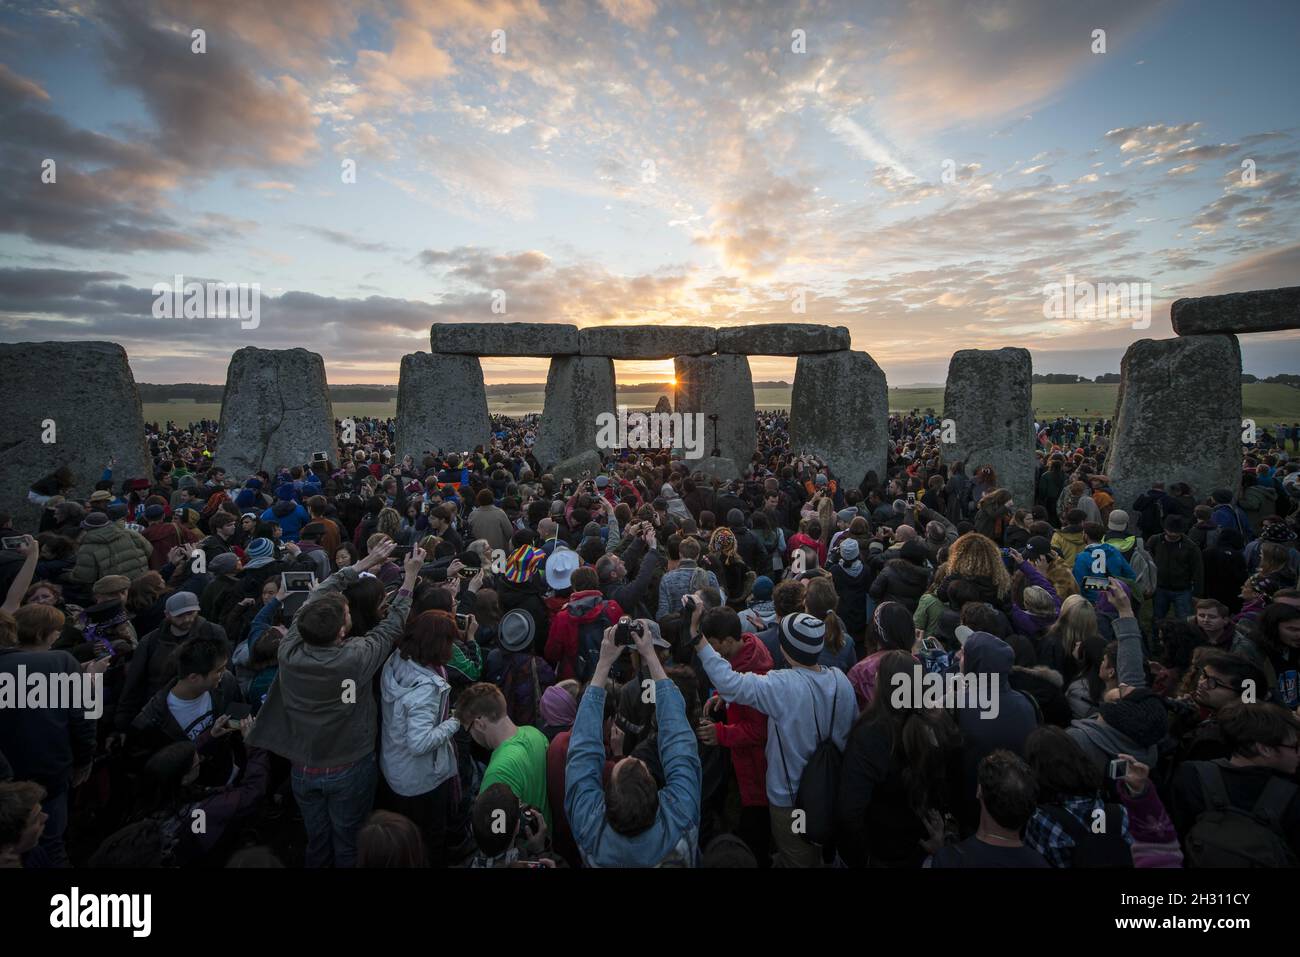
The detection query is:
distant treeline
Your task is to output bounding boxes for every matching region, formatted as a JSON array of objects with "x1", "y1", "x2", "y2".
[
  {"x1": 138, "y1": 379, "x2": 795, "y2": 401},
  {"x1": 1033, "y1": 372, "x2": 1295, "y2": 386}
]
